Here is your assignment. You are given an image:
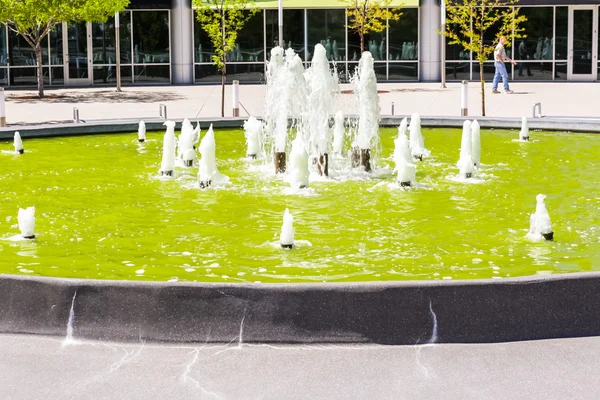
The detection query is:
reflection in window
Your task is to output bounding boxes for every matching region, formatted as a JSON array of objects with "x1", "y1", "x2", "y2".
[
  {"x1": 134, "y1": 65, "x2": 170, "y2": 83},
  {"x1": 517, "y1": 7, "x2": 553, "y2": 62},
  {"x1": 348, "y1": 29, "x2": 385, "y2": 62},
  {"x1": 389, "y1": 62, "x2": 418, "y2": 80},
  {"x1": 0, "y1": 26, "x2": 7, "y2": 66},
  {"x1": 266, "y1": 10, "x2": 305, "y2": 60},
  {"x1": 445, "y1": 62, "x2": 470, "y2": 81},
  {"x1": 9, "y1": 31, "x2": 47, "y2": 66},
  {"x1": 307, "y1": 9, "x2": 346, "y2": 62},
  {"x1": 92, "y1": 19, "x2": 116, "y2": 64},
  {"x1": 194, "y1": 17, "x2": 214, "y2": 63},
  {"x1": 119, "y1": 11, "x2": 132, "y2": 64},
  {"x1": 388, "y1": 8, "x2": 418, "y2": 61},
  {"x1": 555, "y1": 7, "x2": 568, "y2": 60},
  {"x1": 233, "y1": 11, "x2": 264, "y2": 62},
  {"x1": 133, "y1": 11, "x2": 170, "y2": 64},
  {"x1": 49, "y1": 25, "x2": 63, "y2": 65}
]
